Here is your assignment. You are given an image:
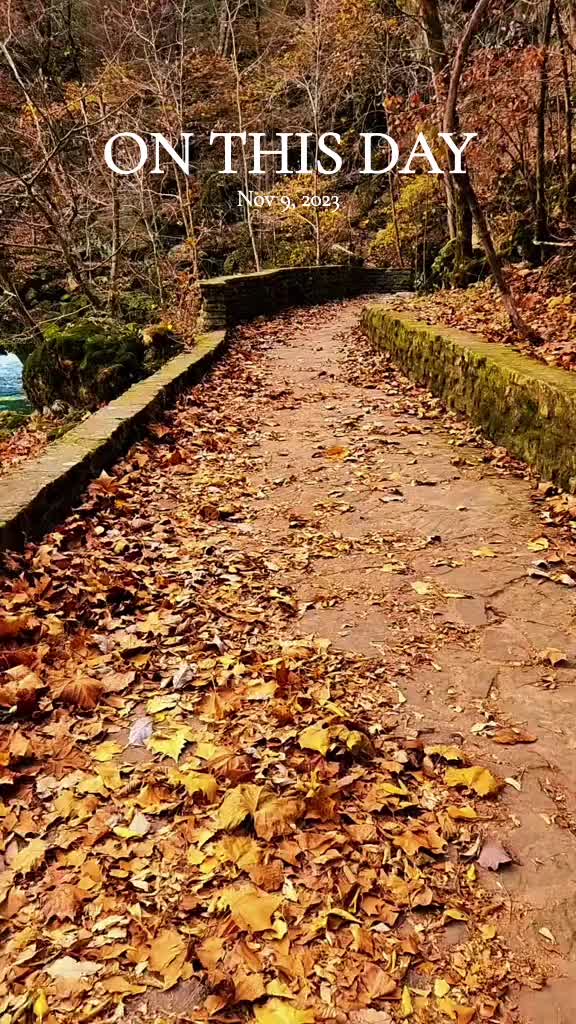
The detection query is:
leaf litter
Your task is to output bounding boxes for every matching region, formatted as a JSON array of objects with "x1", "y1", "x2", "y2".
[{"x1": 0, "y1": 304, "x2": 540, "y2": 1023}]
